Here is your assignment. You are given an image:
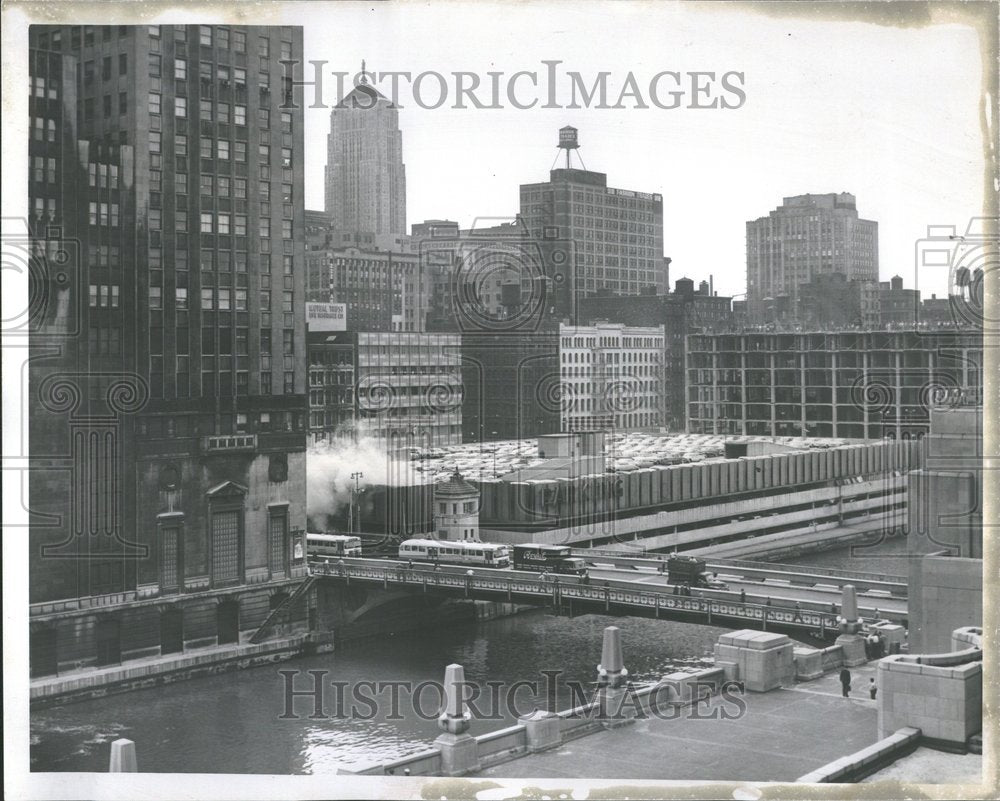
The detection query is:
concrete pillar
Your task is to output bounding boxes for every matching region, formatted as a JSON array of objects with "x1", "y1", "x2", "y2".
[
  {"x1": 836, "y1": 584, "x2": 867, "y2": 666},
  {"x1": 596, "y1": 625, "x2": 634, "y2": 728},
  {"x1": 109, "y1": 738, "x2": 137, "y2": 772},
  {"x1": 434, "y1": 663, "x2": 480, "y2": 776}
]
